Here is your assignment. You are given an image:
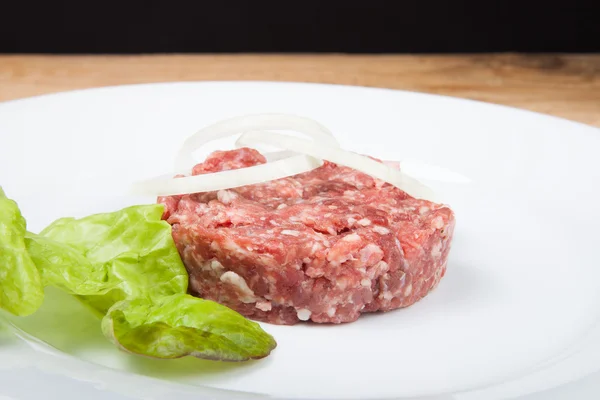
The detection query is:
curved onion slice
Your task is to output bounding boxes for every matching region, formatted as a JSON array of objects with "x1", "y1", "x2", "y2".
[
  {"x1": 262, "y1": 150, "x2": 297, "y2": 162},
  {"x1": 134, "y1": 114, "x2": 341, "y2": 197},
  {"x1": 175, "y1": 113, "x2": 339, "y2": 171},
  {"x1": 237, "y1": 131, "x2": 436, "y2": 201},
  {"x1": 131, "y1": 154, "x2": 323, "y2": 196},
  {"x1": 395, "y1": 159, "x2": 471, "y2": 184},
  {"x1": 382, "y1": 160, "x2": 471, "y2": 184}
]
